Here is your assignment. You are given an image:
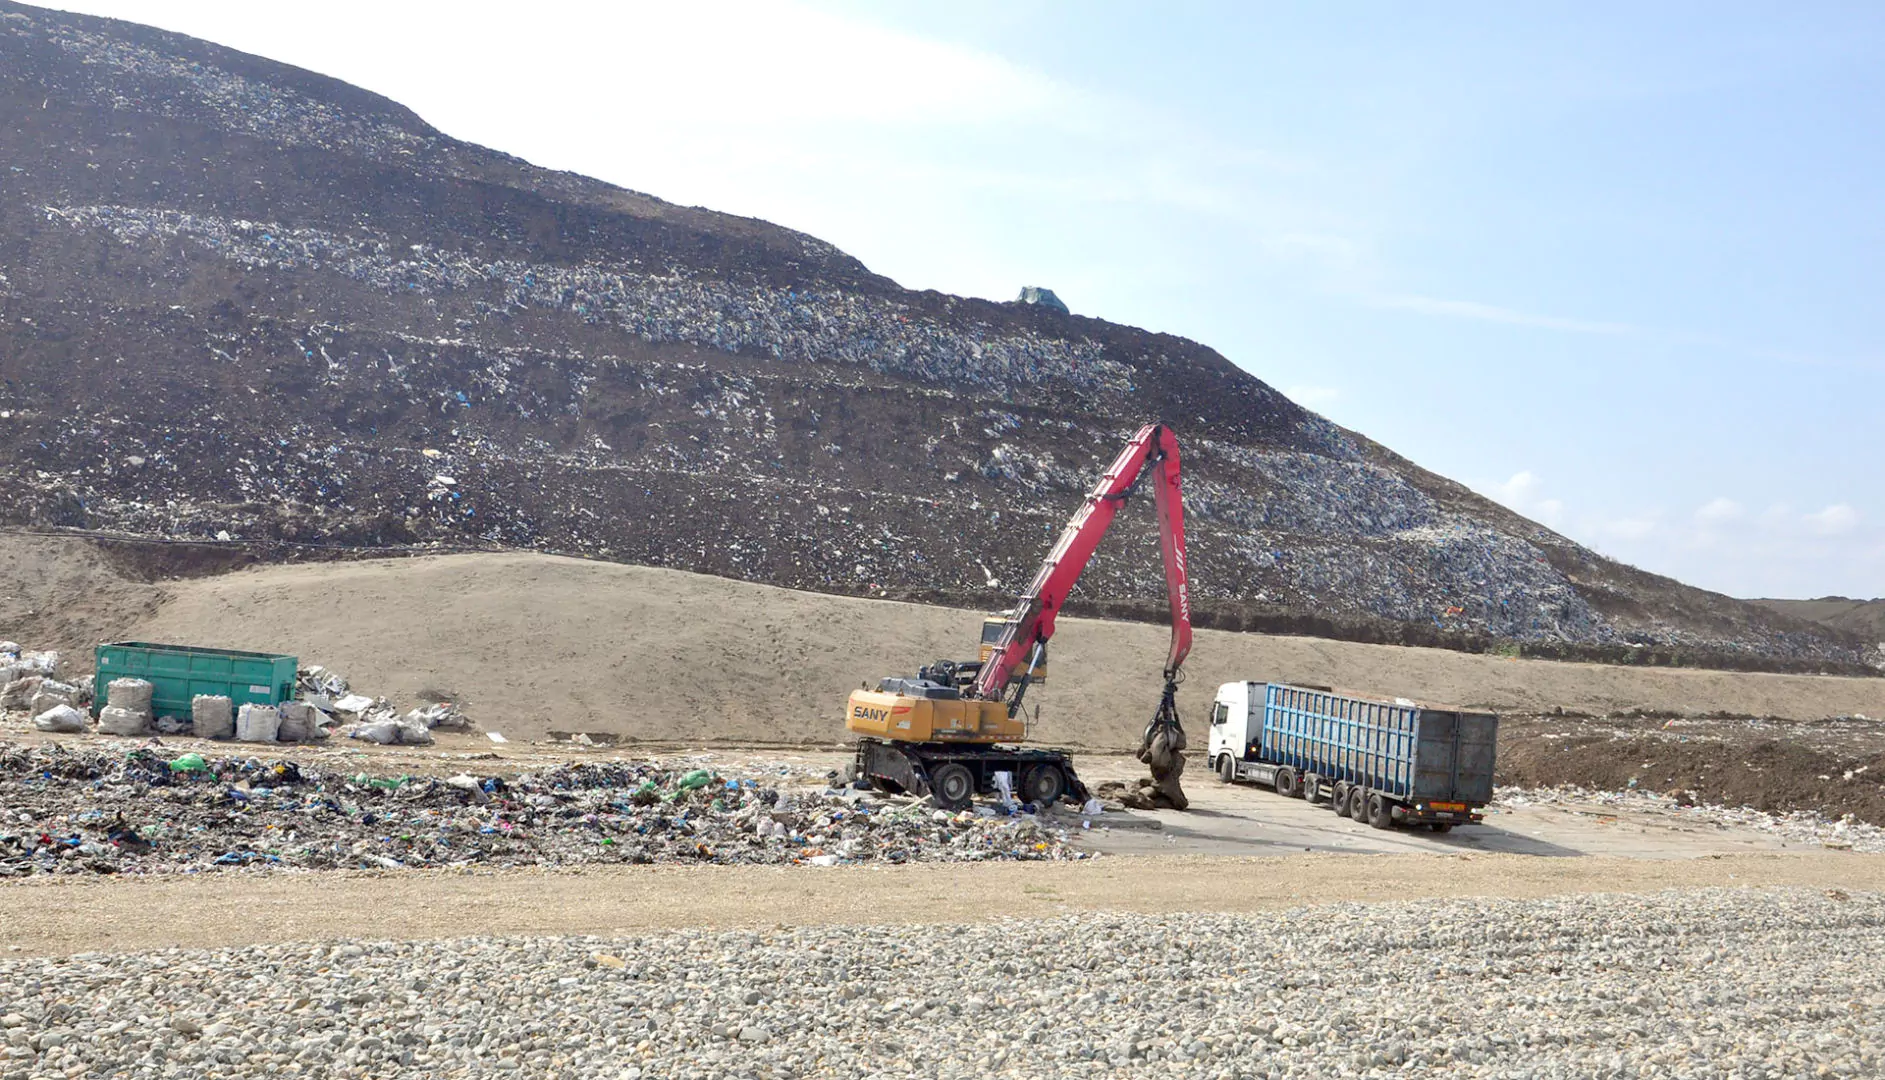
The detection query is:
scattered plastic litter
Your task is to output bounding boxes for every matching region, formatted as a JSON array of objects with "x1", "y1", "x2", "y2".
[
  {"x1": 0, "y1": 743, "x2": 1087, "y2": 876},
  {"x1": 32, "y1": 705, "x2": 87, "y2": 734}
]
